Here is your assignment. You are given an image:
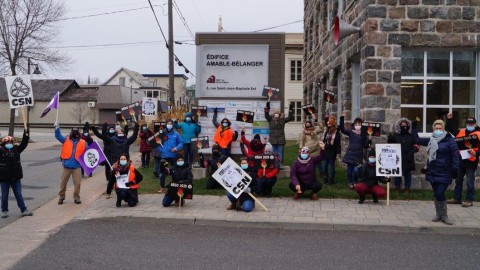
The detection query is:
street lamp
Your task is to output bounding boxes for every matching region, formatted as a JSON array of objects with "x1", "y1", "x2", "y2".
[{"x1": 27, "y1": 58, "x2": 41, "y2": 127}]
